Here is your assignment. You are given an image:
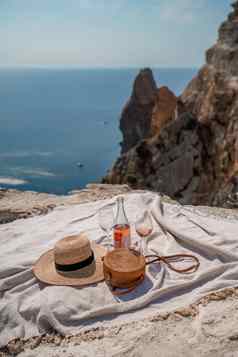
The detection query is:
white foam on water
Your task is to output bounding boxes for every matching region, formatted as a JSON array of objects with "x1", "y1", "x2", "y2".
[{"x1": 0, "y1": 177, "x2": 28, "y2": 185}]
